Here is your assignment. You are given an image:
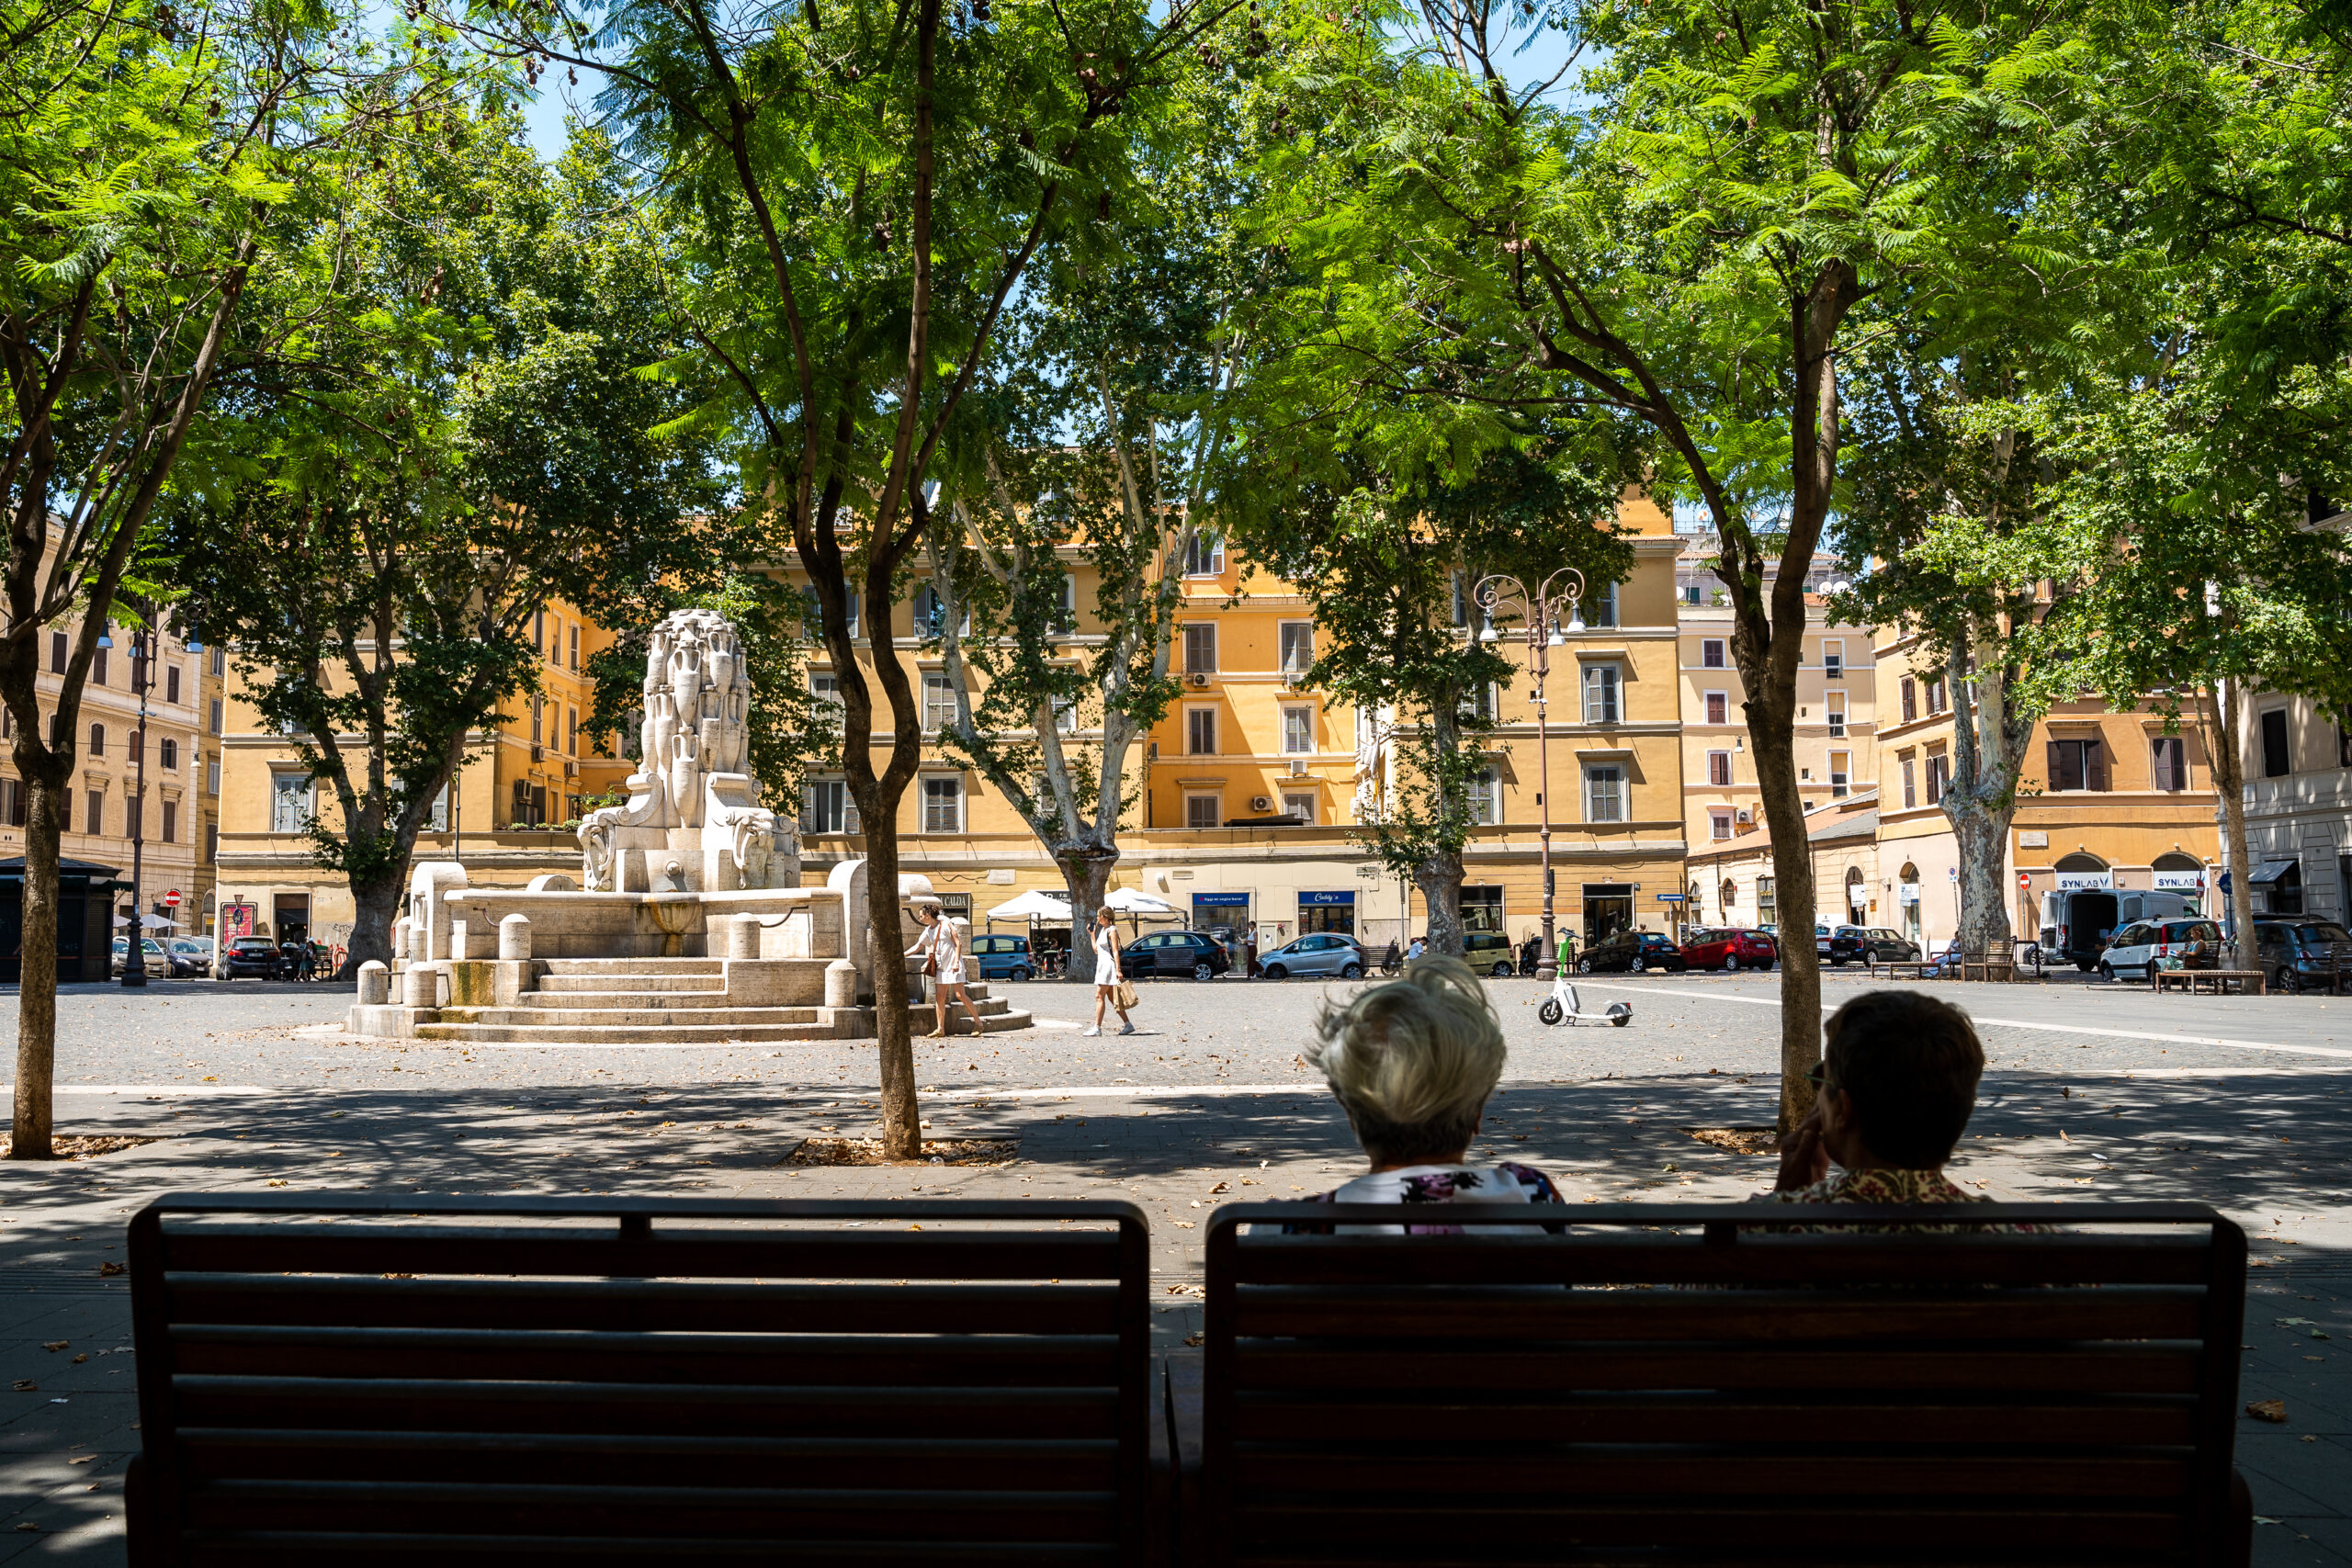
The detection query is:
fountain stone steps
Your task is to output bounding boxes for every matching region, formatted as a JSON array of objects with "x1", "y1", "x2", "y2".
[
  {"x1": 414, "y1": 1020, "x2": 853, "y2": 1044},
  {"x1": 439, "y1": 1005, "x2": 827, "y2": 1029}
]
